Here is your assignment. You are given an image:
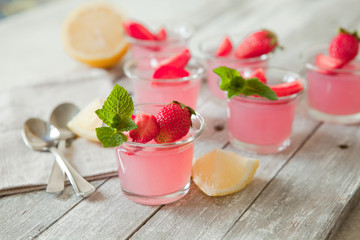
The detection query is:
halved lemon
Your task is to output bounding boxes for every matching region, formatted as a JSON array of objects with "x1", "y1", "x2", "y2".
[
  {"x1": 192, "y1": 149, "x2": 259, "y2": 196},
  {"x1": 67, "y1": 98, "x2": 104, "y2": 142},
  {"x1": 62, "y1": 2, "x2": 129, "y2": 68}
]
